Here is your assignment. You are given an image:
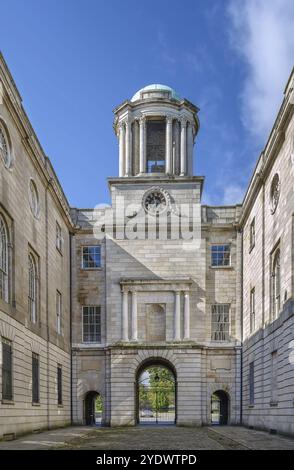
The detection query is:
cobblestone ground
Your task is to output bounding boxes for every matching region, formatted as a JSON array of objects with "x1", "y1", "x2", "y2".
[
  {"x1": 1, "y1": 426, "x2": 294, "y2": 450},
  {"x1": 58, "y1": 426, "x2": 294, "y2": 450}
]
